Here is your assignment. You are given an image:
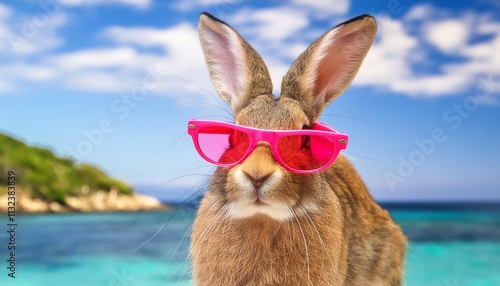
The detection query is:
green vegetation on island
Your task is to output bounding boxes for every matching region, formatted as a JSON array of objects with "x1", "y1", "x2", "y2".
[{"x1": 0, "y1": 132, "x2": 132, "y2": 205}]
